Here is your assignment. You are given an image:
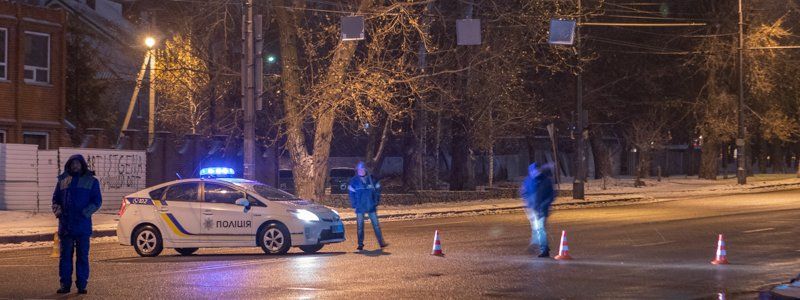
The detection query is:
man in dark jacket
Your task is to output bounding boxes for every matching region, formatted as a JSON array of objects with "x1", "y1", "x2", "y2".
[
  {"x1": 520, "y1": 163, "x2": 555, "y2": 257},
  {"x1": 52, "y1": 155, "x2": 102, "y2": 294},
  {"x1": 348, "y1": 162, "x2": 387, "y2": 251}
]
